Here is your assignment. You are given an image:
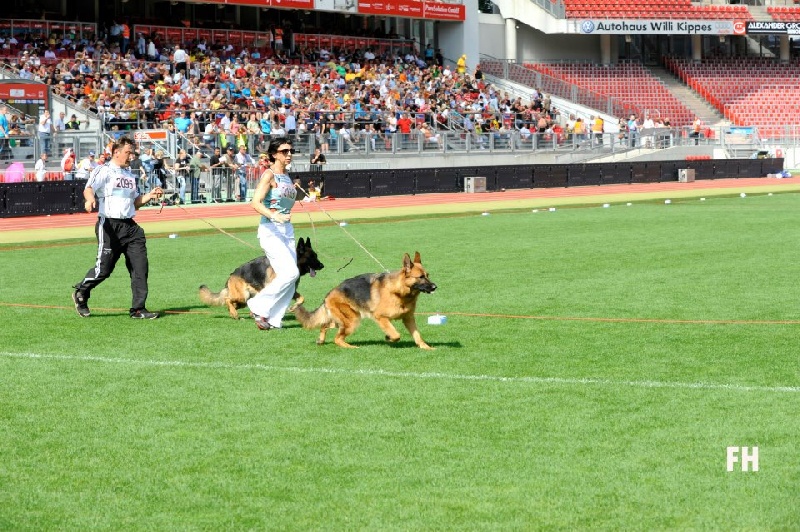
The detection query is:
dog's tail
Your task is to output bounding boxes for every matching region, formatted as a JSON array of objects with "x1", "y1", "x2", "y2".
[
  {"x1": 198, "y1": 285, "x2": 228, "y2": 307},
  {"x1": 293, "y1": 302, "x2": 332, "y2": 329}
]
